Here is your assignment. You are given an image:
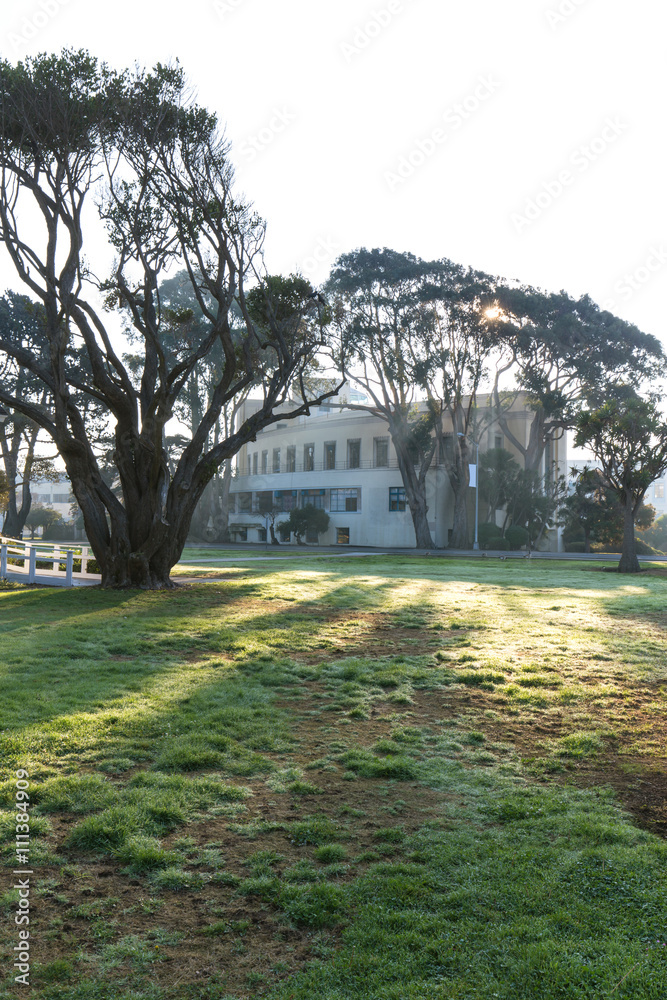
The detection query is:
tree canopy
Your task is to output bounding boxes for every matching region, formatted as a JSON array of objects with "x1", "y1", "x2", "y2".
[
  {"x1": 575, "y1": 394, "x2": 667, "y2": 572},
  {"x1": 0, "y1": 51, "x2": 340, "y2": 587},
  {"x1": 488, "y1": 287, "x2": 663, "y2": 471},
  {"x1": 327, "y1": 247, "x2": 497, "y2": 548}
]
